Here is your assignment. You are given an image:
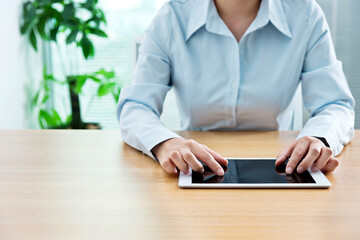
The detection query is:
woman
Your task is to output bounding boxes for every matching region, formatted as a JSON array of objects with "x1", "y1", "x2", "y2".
[{"x1": 117, "y1": 0, "x2": 355, "y2": 176}]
